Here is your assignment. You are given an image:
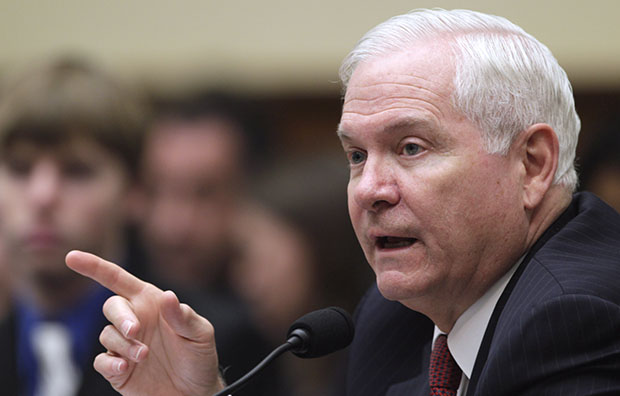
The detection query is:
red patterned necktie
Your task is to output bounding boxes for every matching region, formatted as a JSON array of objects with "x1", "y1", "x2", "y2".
[{"x1": 429, "y1": 334, "x2": 462, "y2": 396}]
